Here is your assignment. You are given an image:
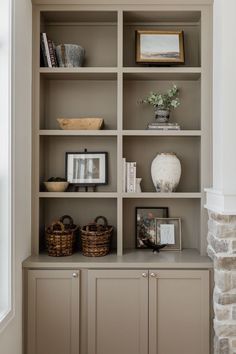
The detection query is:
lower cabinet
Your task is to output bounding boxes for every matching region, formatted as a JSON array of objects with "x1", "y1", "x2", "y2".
[
  {"x1": 27, "y1": 270, "x2": 80, "y2": 354},
  {"x1": 87, "y1": 269, "x2": 210, "y2": 354},
  {"x1": 26, "y1": 268, "x2": 210, "y2": 354}
]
